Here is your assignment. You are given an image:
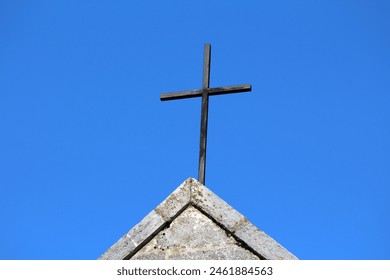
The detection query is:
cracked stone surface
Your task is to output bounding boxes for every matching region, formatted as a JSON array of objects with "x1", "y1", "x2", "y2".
[{"x1": 131, "y1": 205, "x2": 260, "y2": 260}]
